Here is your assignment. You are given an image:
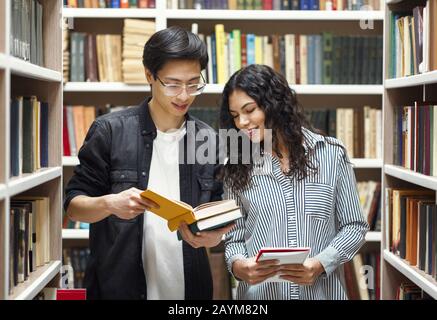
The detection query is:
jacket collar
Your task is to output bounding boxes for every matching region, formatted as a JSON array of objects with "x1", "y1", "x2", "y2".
[{"x1": 139, "y1": 97, "x2": 194, "y2": 138}]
